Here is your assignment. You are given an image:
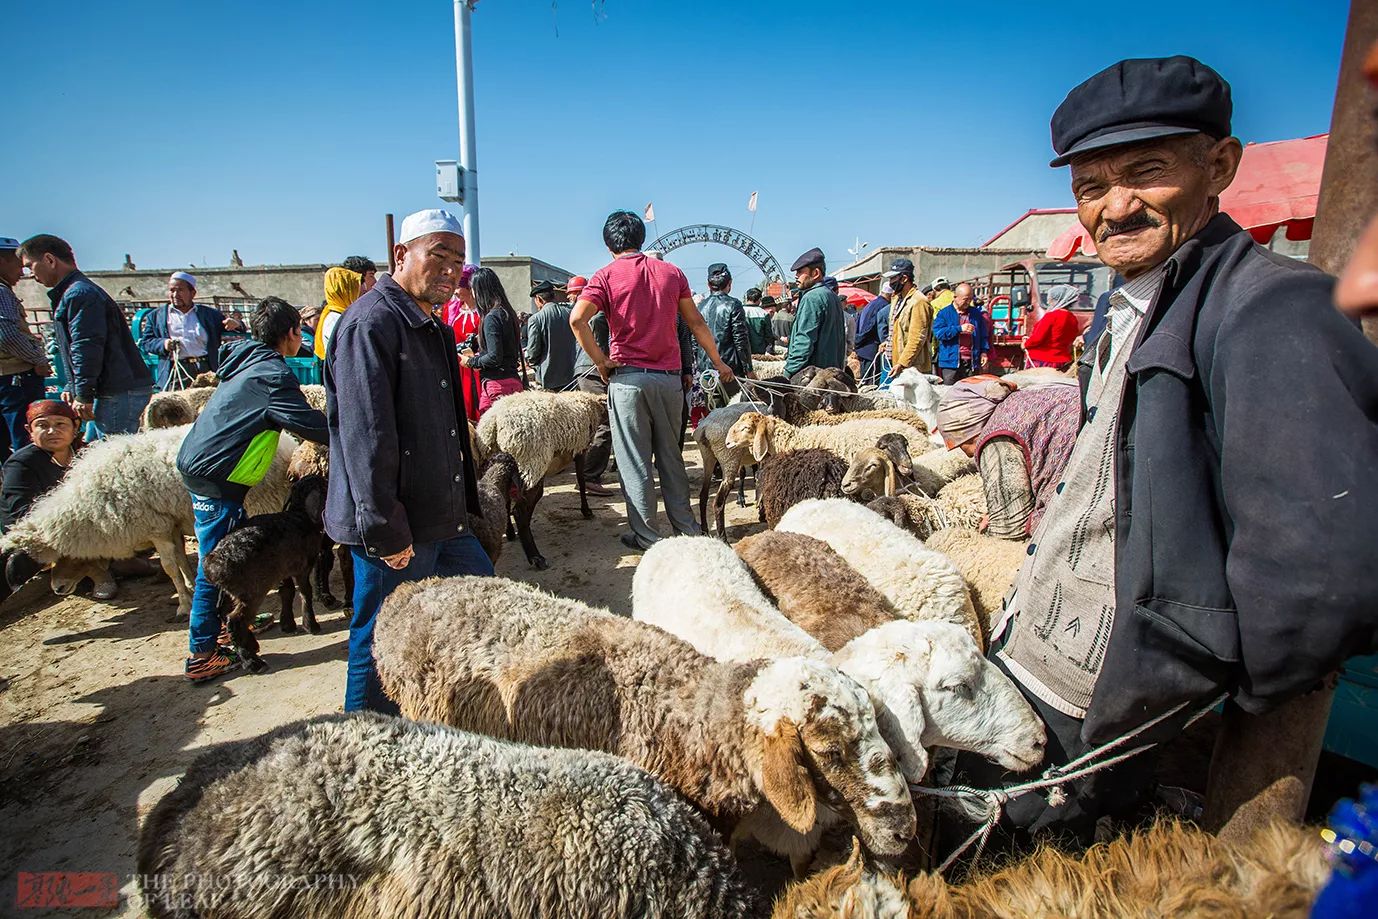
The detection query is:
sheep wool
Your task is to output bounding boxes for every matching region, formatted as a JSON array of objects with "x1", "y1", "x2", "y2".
[
  {"x1": 138, "y1": 713, "x2": 761, "y2": 919},
  {"x1": 911, "y1": 448, "x2": 977, "y2": 493},
  {"x1": 0, "y1": 425, "x2": 296, "y2": 617},
  {"x1": 755, "y1": 448, "x2": 854, "y2": 529},
  {"x1": 473, "y1": 390, "x2": 604, "y2": 489},
  {"x1": 935, "y1": 474, "x2": 986, "y2": 530},
  {"x1": 776, "y1": 499, "x2": 981, "y2": 647},
  {"x1": 925, "y1": 528, "x2": 1029, "y2": 639},
  {"x1": 726, "y1": 413, "x2": 933, "y2": 466}
]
